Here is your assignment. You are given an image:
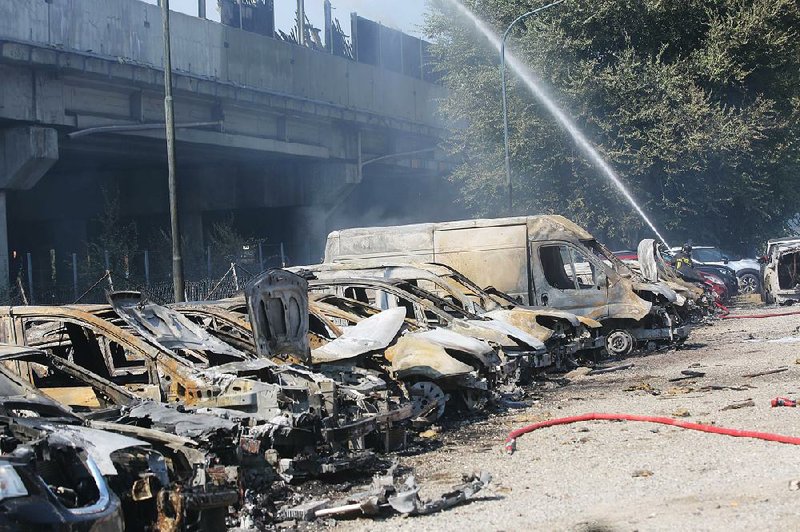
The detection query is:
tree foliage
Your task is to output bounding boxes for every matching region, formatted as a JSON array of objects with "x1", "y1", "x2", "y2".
[{"x1": 426, "y1": 0, "x2": 800, "y2": 252}]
